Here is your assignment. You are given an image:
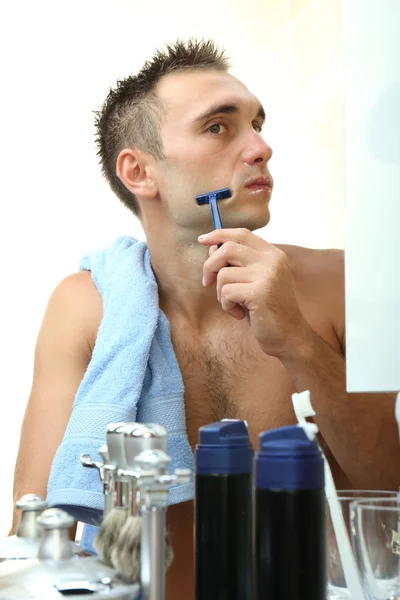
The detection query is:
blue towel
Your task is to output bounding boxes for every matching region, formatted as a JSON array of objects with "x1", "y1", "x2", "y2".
[{"x1": 46, "y1": 236, "x2": 194, "y2": 549}]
